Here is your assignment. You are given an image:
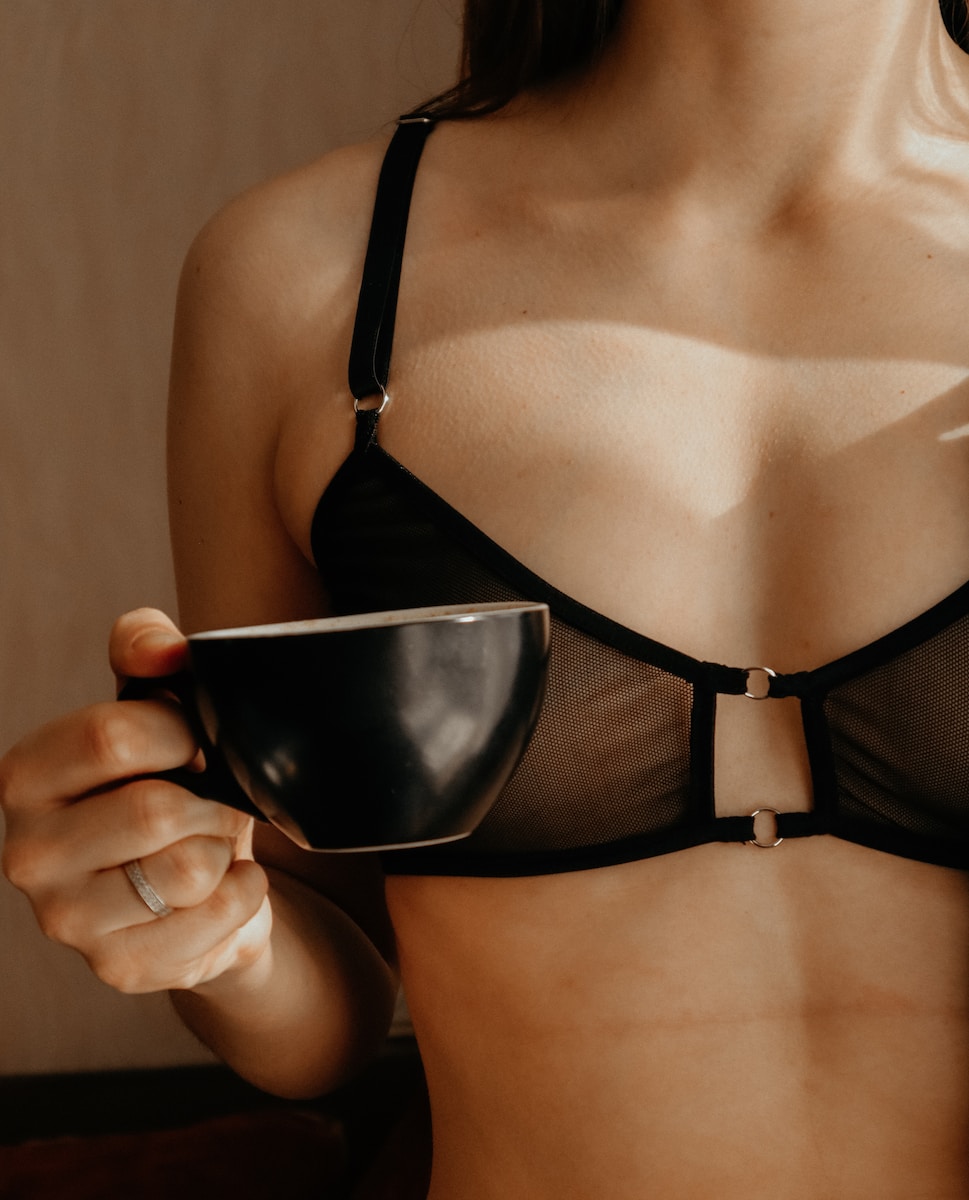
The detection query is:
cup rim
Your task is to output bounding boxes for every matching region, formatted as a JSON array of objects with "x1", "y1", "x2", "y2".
[{"x1": 188, "y1": 601, "x2": 549, "y2": 641}]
